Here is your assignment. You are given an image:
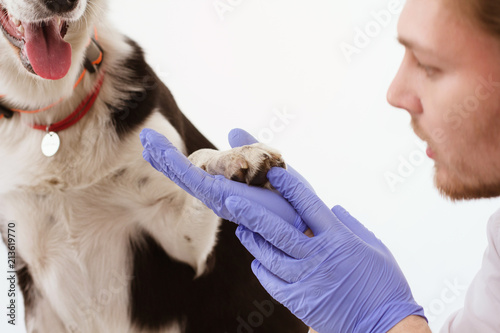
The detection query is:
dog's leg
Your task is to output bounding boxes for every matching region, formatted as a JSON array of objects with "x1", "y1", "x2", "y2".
[
  {"x1": 25, "y1": 297, "x2": 67, "y2": 333},
  {"x1": 188, "y1": 143, "x2": 286, "y2": 189},
  {"x1": 0, "y1": 215, "x2": 68, "y2": 332}
]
